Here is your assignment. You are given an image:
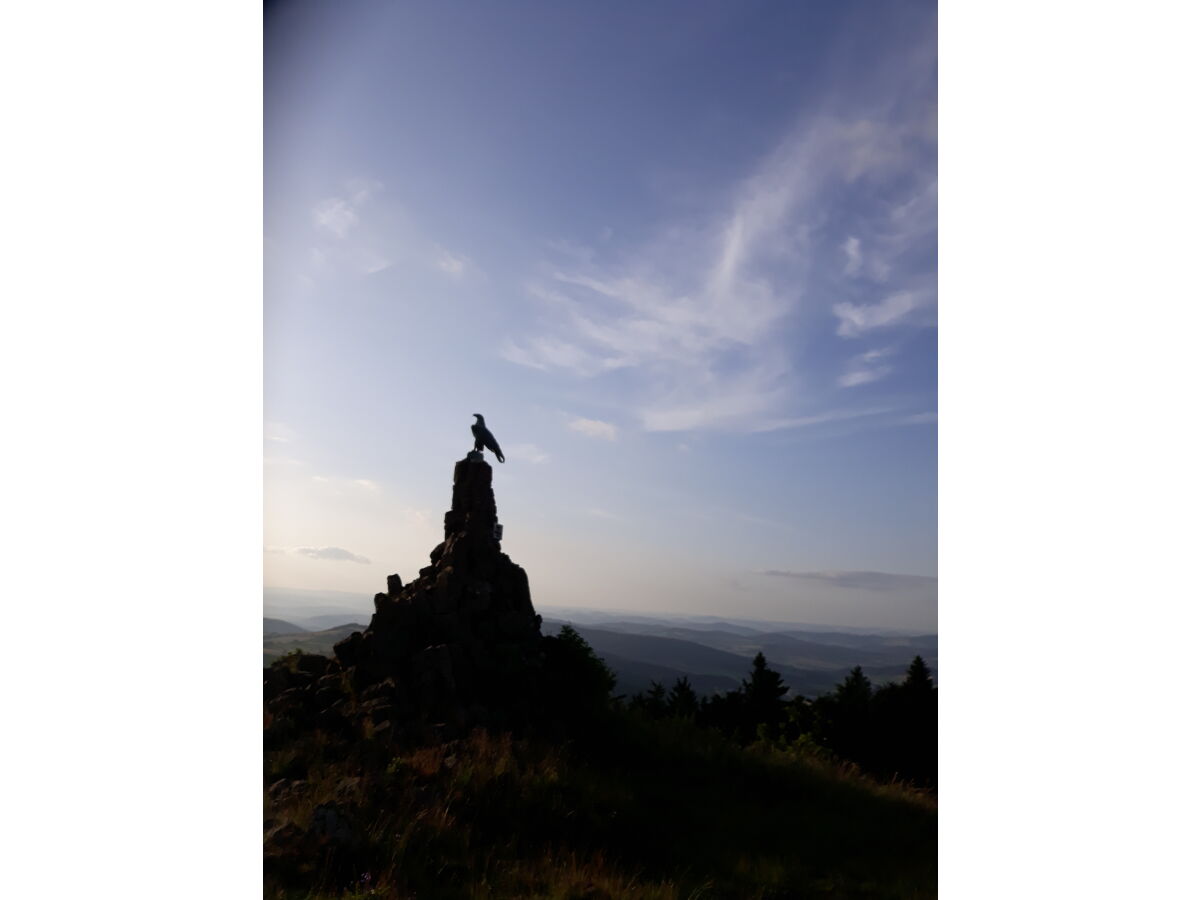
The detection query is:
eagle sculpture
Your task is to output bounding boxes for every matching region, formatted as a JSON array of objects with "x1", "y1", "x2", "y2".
[{"x1": 471, "y1": 414, "x2": 505, "y2": 463}]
